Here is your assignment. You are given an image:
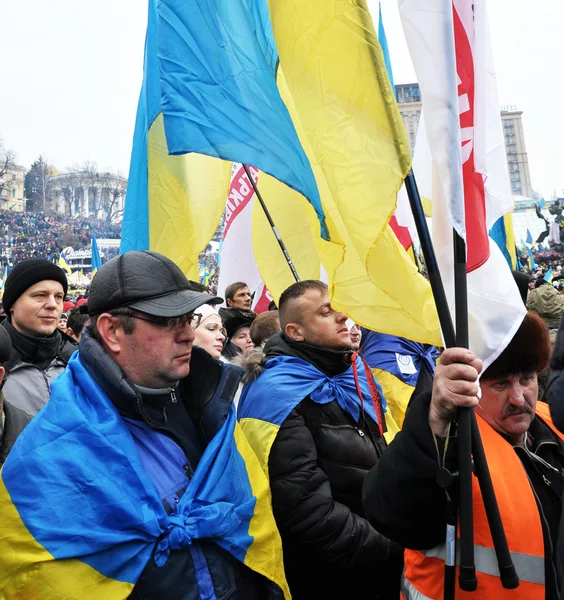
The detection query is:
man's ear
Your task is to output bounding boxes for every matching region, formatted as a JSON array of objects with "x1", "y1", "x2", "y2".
[
  {"x1": 96, "y1": 314, "x2": 124, "y2": 354},
  {"x1": 285, "y1": 322, "x2": 304, "y2": 342},
  {"x1": 226, "y1": 298, "x2": 234, "y2": 308}
]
